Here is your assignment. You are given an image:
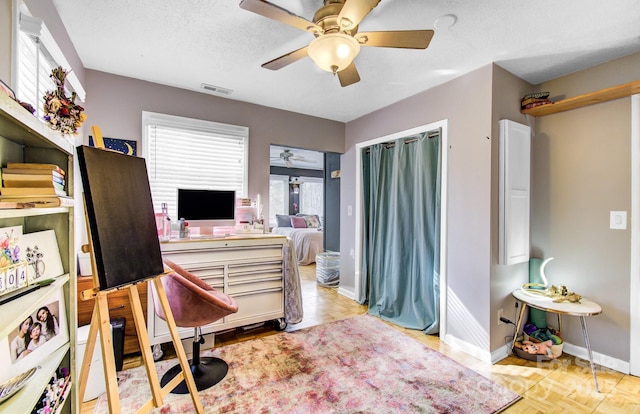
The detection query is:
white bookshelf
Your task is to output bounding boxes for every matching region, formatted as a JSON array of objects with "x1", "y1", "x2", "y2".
[{"x1": 0, "y1": 92, "x2": 76, "y2": 413}]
